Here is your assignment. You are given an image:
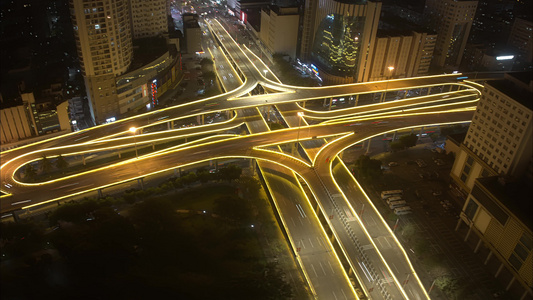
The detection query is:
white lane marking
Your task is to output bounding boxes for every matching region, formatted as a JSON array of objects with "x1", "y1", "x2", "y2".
[
  {"x1": 308, "y1": 238, "x2": 314, "y2": 248},
  {"x1": 295, "y1": 204, "x2": 307, "y2": 218},
  {"x1": 341, "y1": 288, "x2": 348, "y2": 299},
  {"x1": 311, "y1": 264, "x2": 318, "y2": 277},
  {"x1": 291, "y1": 217, "x2": 296, "y2": 226},
  {"x1": 328, "y1": 261, "x2": 335, "y2": 274},
  {"x1": 316, "y1": 236, "x2": 322, "y2": 247},
  {"x1": 332, "y1": 291, "x2": 339, "y2": 300},
  {"x1": 392, "y1": 263, "x2": 400, "y2": 274},
  {"x1": 300, "y1": 239, "x2": 306, "y2": 249},
  {"x1": 319, "y1": 261, "x2": 327, "y2": 275},
  {"x1": 68, "y1": 183, "x2": 94, "y2": 192}
]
